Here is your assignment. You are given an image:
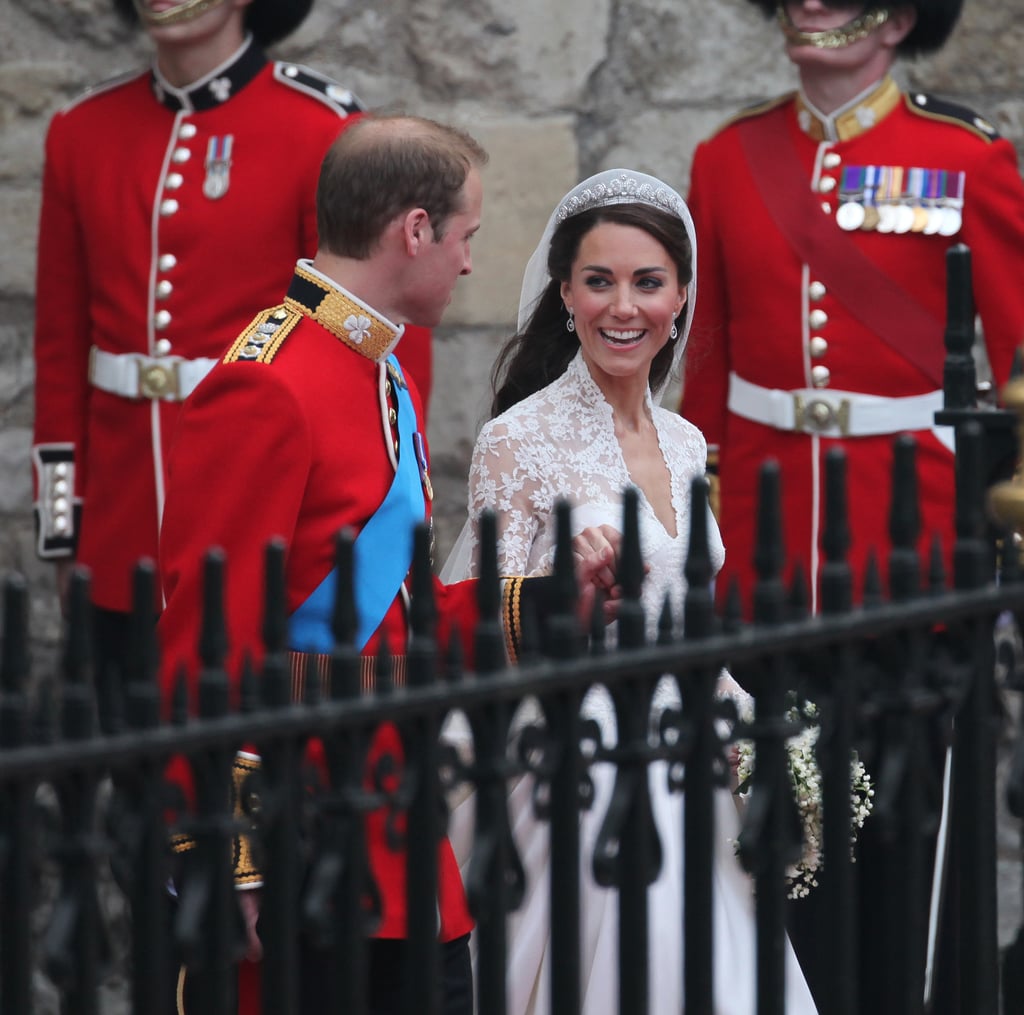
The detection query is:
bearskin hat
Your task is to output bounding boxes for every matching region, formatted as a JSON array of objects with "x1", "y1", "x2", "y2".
[
  {"x1": 745, "y1": 1, "x2": 964, "y2": 57},
  {"x1": 113, "y1": 0, "x2": 314, "y2": 48}
]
